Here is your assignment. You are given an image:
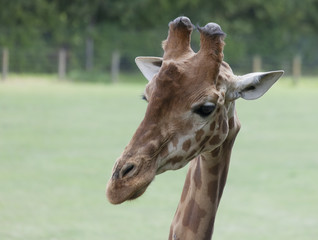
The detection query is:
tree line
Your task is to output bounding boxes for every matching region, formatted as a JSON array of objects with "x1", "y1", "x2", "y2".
[{"x1": 0, "y1": 0, "x2": 317, "y2": 76}]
